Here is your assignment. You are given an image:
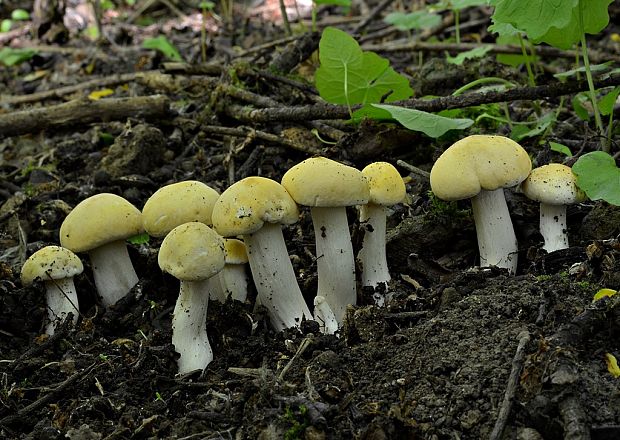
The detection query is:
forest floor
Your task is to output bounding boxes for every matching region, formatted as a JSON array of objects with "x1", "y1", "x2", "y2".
[{"x1": 1, "y1": 1, "x2": 620, "y2": 439}]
